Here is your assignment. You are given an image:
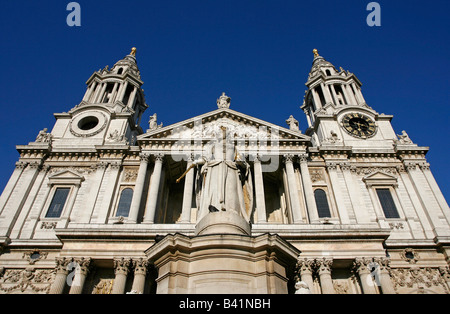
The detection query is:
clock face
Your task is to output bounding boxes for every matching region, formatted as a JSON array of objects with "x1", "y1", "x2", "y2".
[{"x1": 341, "y1": 113, "x2": 377, "y2": 139}]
